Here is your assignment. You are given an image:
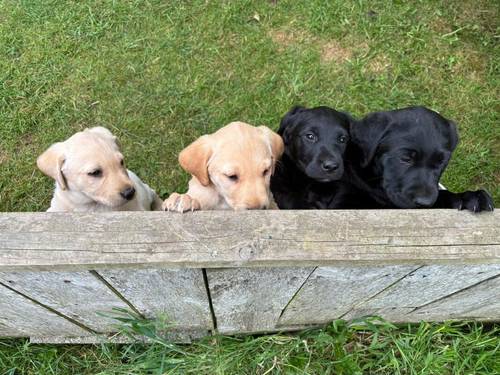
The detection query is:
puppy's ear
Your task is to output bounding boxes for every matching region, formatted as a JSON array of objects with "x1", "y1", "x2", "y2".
[
  {"x1": 350, "y1": 113, "x2": 391, "y2": 168},
  {"x1": 340, "y1": 111, "x2": 356, "y2": 123},
  {"x1": 278, "y1": 106, "x2": 307, "y2": 140},
  {"x1": 446, "y1": 120, "x2": 459, "y2": 151},
  {"x1": 258, "y1": 126, "x2": 285, "y2": 164},
  {"x1": 86, "y1": 127, "x2": 120, "y2": 147},
  {"x1": 37, "y1": 142, "x2": 68, "y2": 190},
  {"x1": 179, "y1": 135, "x2": 213, "y2": 186}
]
